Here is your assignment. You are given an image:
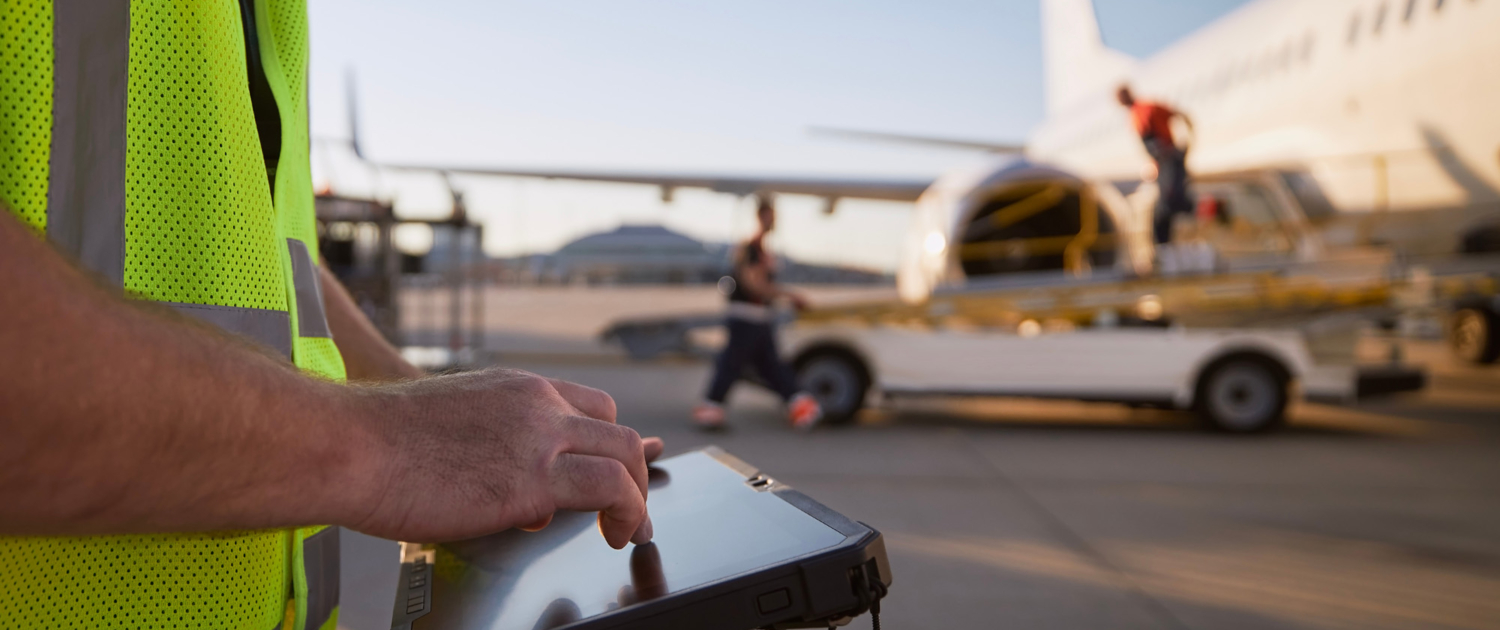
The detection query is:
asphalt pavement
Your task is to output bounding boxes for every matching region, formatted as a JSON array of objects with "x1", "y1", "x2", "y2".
[{"x1": 340, "y1": 340, "x2": 1500, "y2": 630}]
